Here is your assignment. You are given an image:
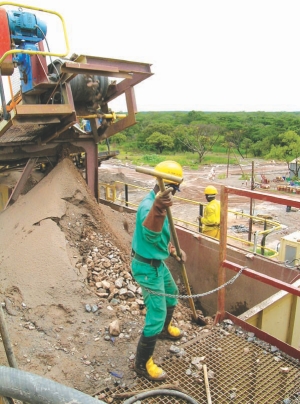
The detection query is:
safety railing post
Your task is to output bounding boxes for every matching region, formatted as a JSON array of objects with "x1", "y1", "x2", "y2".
[
  {"x1": 260, "y1": 220, "x2": 267, "y2": 256},
  {"x1": 253, "y1": 231, "x2": 258, "y2": 254},
  {"x1": 217, "y1": 185, "x2": 228, "y2": 322},
  {"x1": 125, "y1": 184, "x2": 128, "y2": 207},
  {"x1": 198, "y1": 204, "x2": 203, "y2": 233}
]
